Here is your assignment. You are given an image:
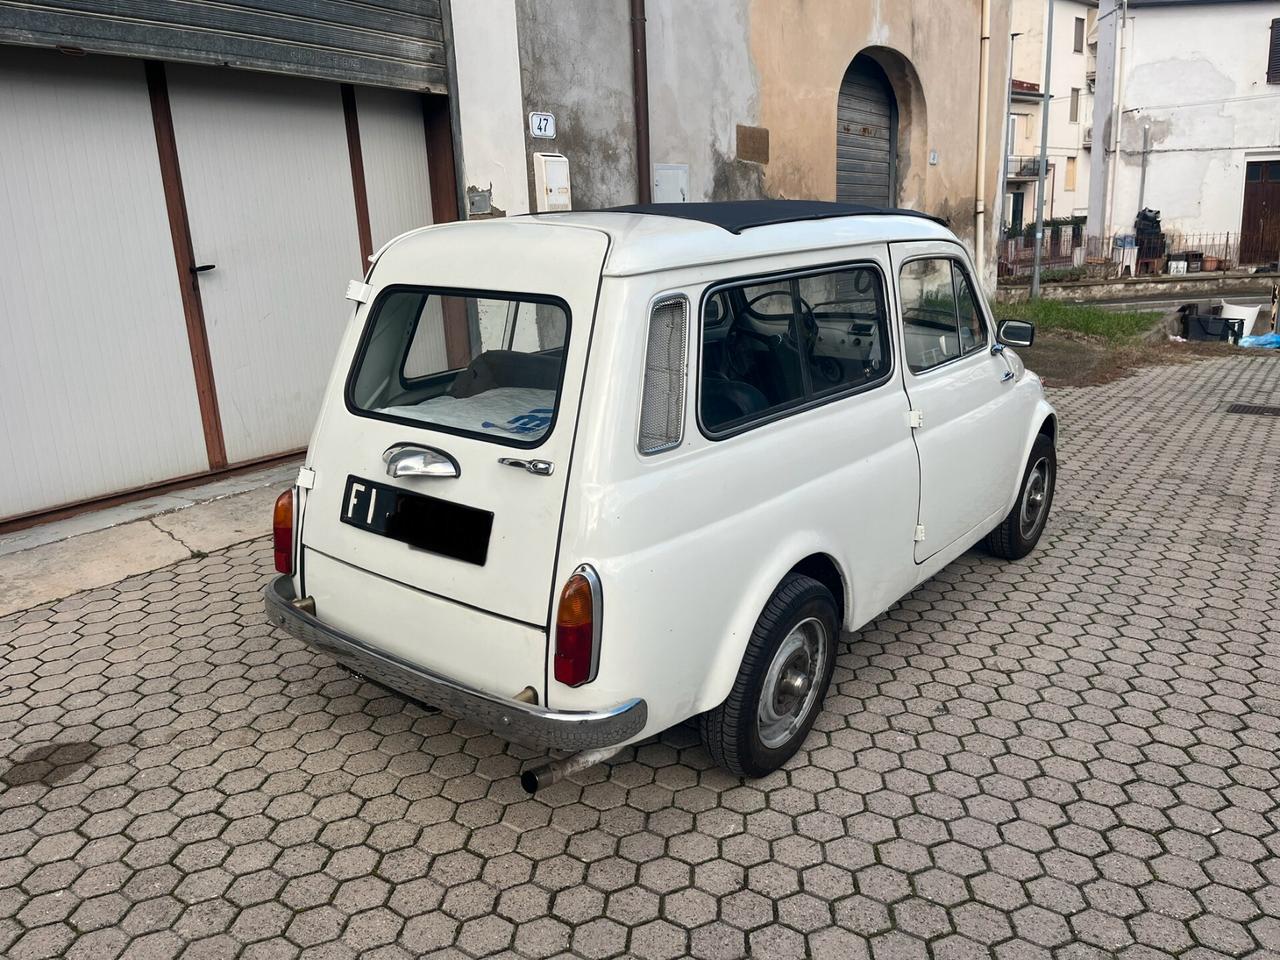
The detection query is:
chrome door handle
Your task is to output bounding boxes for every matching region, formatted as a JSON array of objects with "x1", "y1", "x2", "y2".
[
  {"x1": 383, "y1": 444, "x2": 459, "y2": 478},
  {"x1": 1000, "y1": 369, "x2": 1015, "y2": 382},
  {"x1": 498, "y1": 457, "x2": 554, "y2": 476}
]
